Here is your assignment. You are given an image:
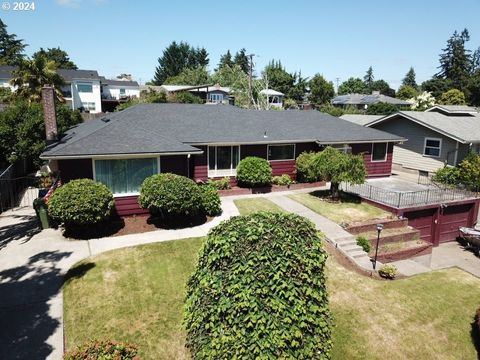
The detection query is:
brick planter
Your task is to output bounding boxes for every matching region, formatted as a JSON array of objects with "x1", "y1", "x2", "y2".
[
  {"x1": 218, "y1": 181, "x2": 326, "y2": 197},
  {"x1": 373, "y1": 241, "x2": 432, "y2": 263},
  {"x1": 346, "y1": 218, "x2": 408, "y2": 234}
]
